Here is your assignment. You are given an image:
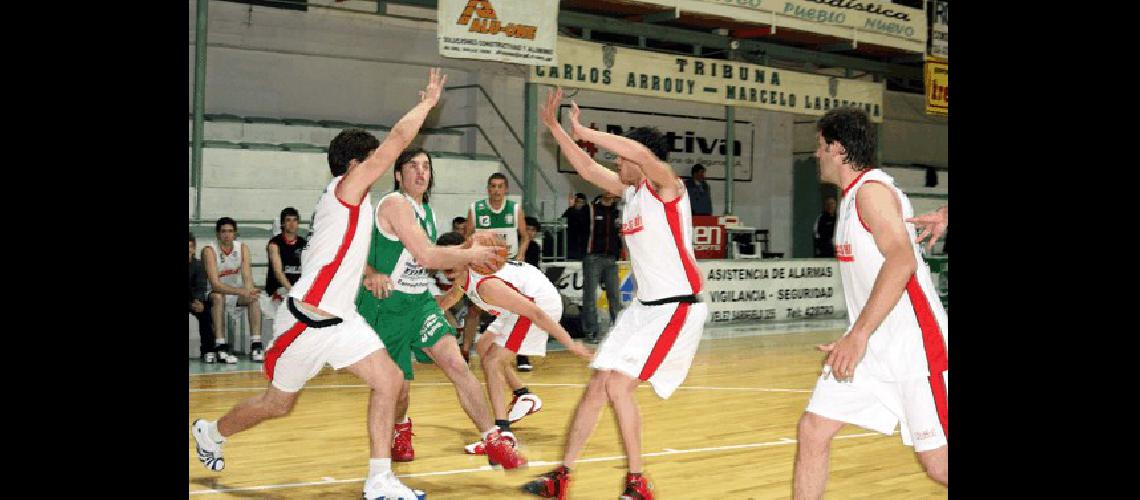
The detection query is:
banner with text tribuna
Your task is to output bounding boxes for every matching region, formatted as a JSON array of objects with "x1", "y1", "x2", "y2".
[
  {"x1": 530, "y1": 37, "x2": 884, "y2": 122},
  {"x1": 437, "y1": 0, "x2": 558, "y2": 66}
]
